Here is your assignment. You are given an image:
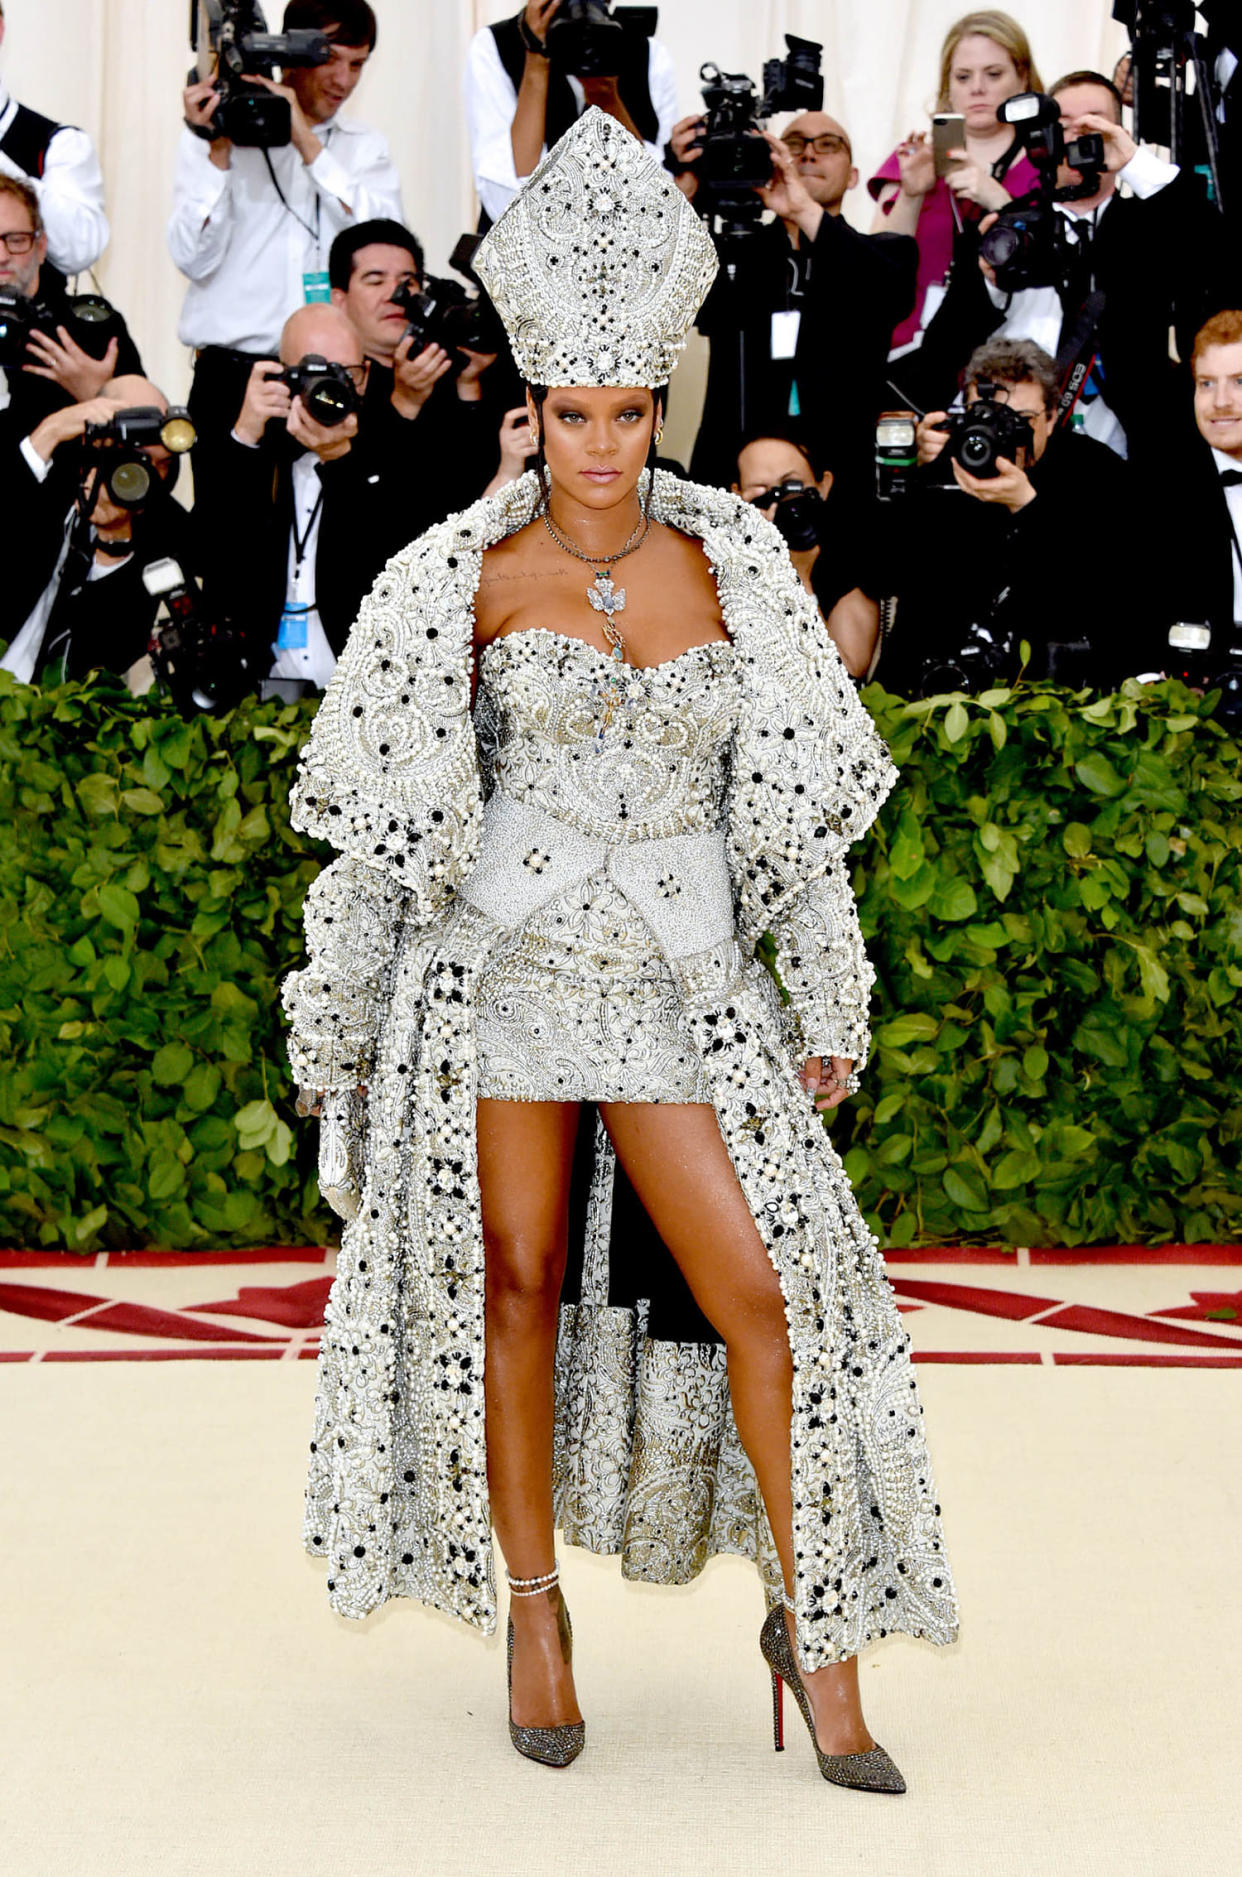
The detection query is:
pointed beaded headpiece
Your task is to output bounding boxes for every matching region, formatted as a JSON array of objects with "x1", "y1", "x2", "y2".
[{"x1": 473, "y1": 106, "x2": 718, "y2": 389}]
